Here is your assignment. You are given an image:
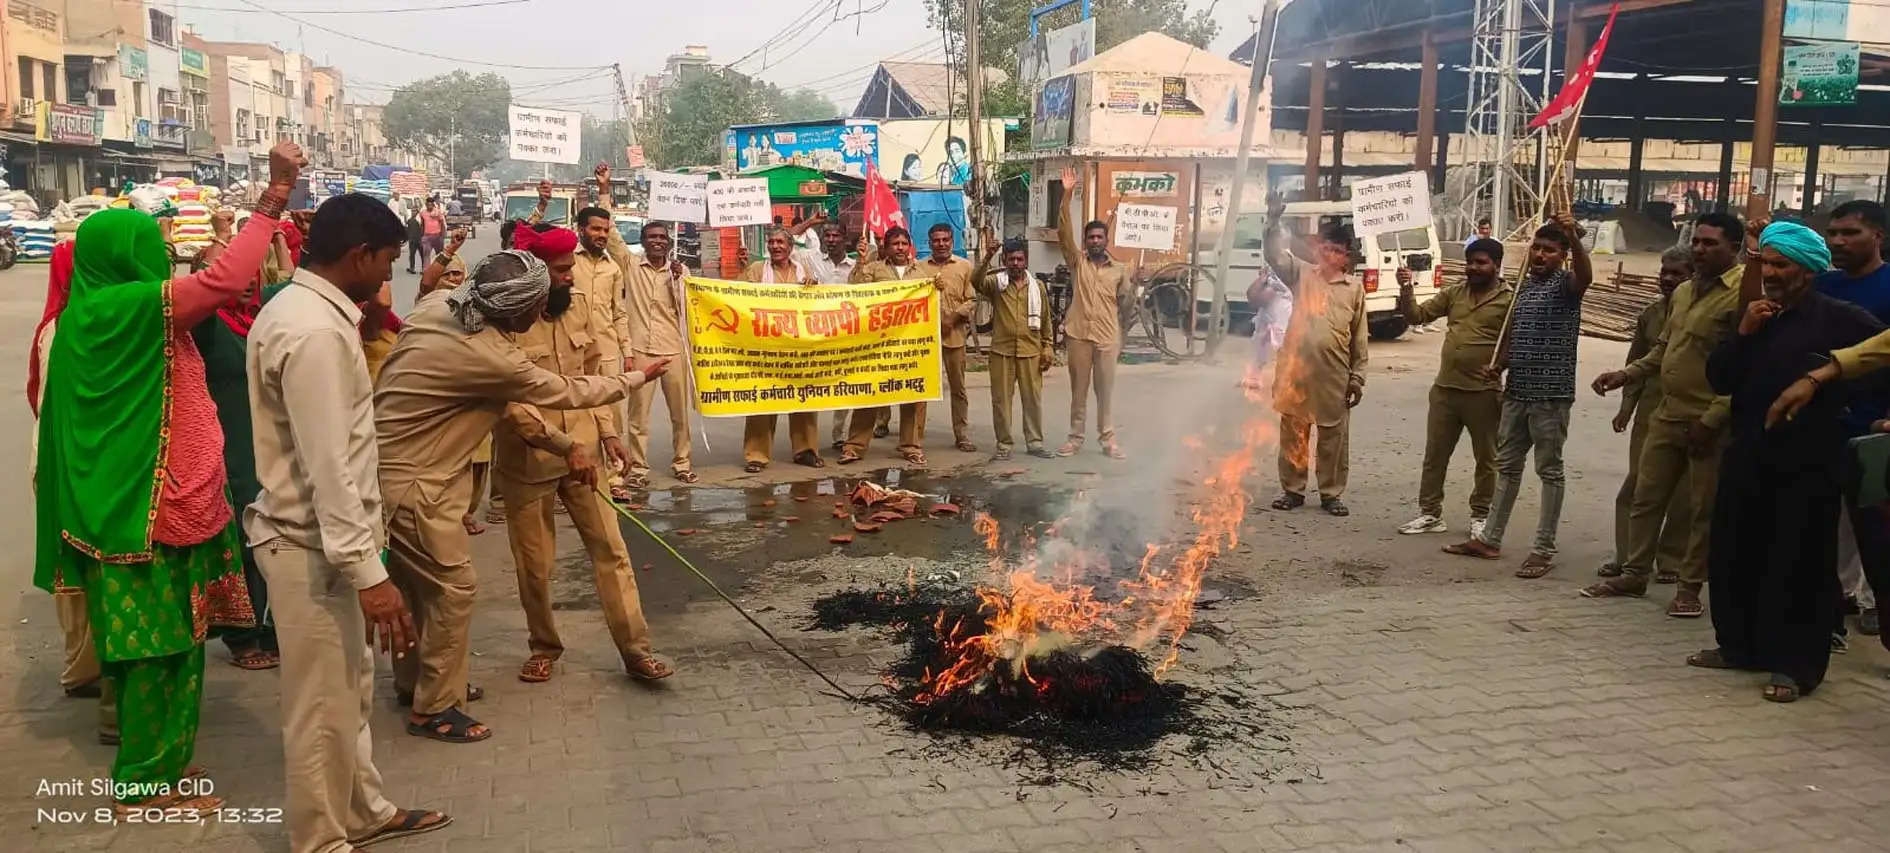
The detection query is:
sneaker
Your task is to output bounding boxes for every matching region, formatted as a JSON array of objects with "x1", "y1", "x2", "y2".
[
  {"x1": 1860, "y1": 607, "x2": 1880, "y2": 636},
  {"x1": 1398, "y1": 514, "x2": 1447, "y2": 535}
]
